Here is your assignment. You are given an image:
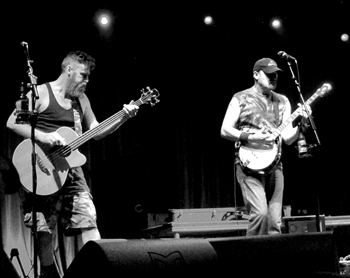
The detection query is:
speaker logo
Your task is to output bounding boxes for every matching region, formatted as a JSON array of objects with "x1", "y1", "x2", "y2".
[{"x1": 148, "y1": 251, "x2": 185, "y2": 268}]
